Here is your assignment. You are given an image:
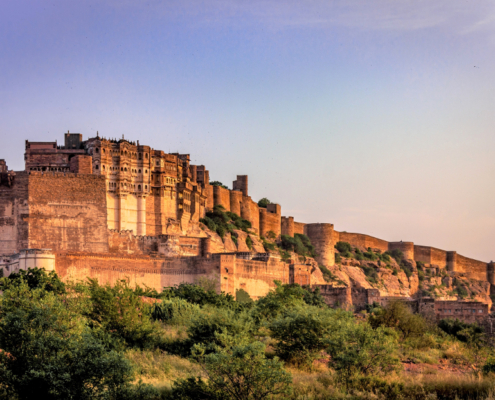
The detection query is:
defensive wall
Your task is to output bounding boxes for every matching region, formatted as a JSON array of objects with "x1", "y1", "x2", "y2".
[
  {"x1": 319, "y1": 286, "x2": 490, "y2": 322},
  {"x1": 301, "y1": 227, "x2": 494, "y2": 283},
  {"x1": 0, "y1": 171, "x2": 109, "y2": 256},
  {"x1": 318, "y1": 285, "x2": 381, "y2": 311},
  {"x1": 1, "y1": 249, "x2": 312, "y2": 300}
]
